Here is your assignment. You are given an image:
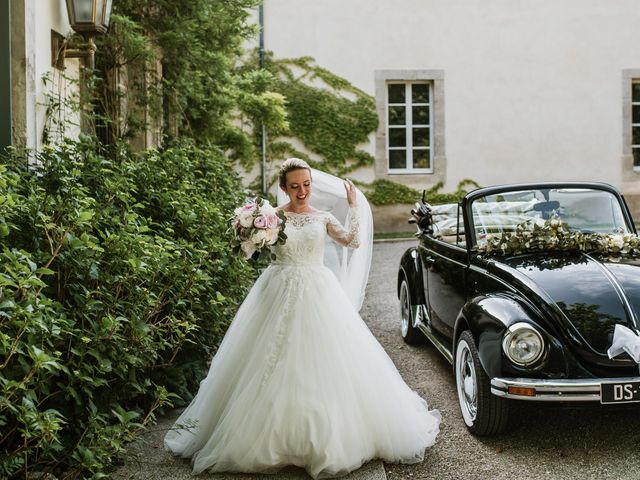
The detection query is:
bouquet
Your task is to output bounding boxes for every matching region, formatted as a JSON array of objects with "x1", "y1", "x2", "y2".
[{"x1": 232, "y1": 198, "x2": 287, "y2": 259}]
